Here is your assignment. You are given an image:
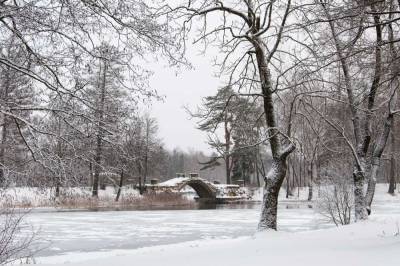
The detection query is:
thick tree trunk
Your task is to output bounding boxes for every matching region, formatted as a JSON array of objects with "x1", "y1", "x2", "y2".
[
  {"x1": 258, "y1": 159, "x2": 288, "y2": 230},
  {"x1": 365, "y1": 113, "x2": 395, "y2": 209},
  {"x1": 253, "y1": 37, "x2": 295, "y2": 230},
  {"x1": 353, "y1": 171, "x2": 368, "y2": 220}
]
